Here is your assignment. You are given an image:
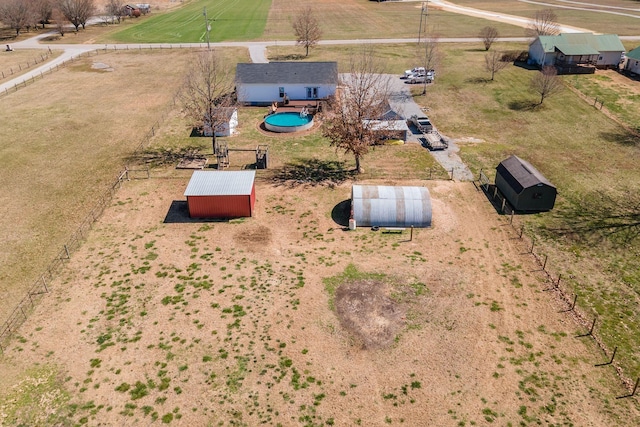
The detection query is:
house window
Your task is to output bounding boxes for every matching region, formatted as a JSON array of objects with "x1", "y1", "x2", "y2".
[
  {"x1": 306, "y1": 87, "x2": 319, "y2": 99},
  {"x1": 279, "y1": 87, "x2": 285, "y2": 98},
  {"x1": 599, "y1": 56, "x2": 603, "y2": 60}
]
